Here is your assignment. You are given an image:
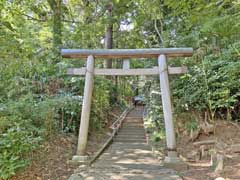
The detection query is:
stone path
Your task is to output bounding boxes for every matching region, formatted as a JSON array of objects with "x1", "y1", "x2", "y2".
[{"x1": 69, "y1": 106, "x2": 182, "y2": 180}]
